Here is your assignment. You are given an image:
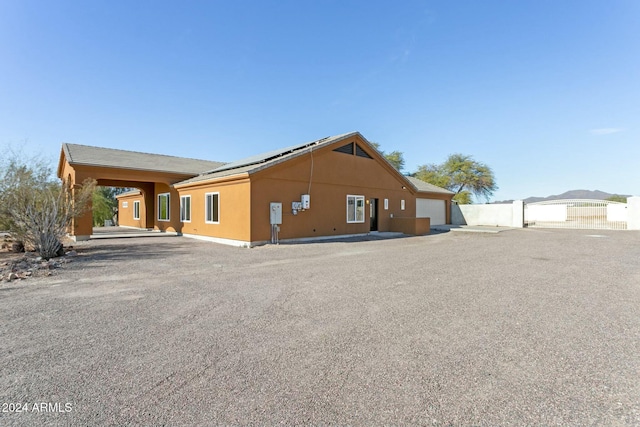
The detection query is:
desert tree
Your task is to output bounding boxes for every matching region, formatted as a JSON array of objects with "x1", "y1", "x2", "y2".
[
  {"x1": 413, "y1": 153, "x2": 497, "y2": 204},
  {"x1": 0, "y1": 148, "x2": 95, "y2": 259},
  {"x1": 0, "y1": 152, "x2": 53, "y2": 231},
  {"x1": 92, "y1": 186, "x2": 118, "y2": 226},
  {"x1": 370, "y1": 142, "x2": 406, "y2": 172}
]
